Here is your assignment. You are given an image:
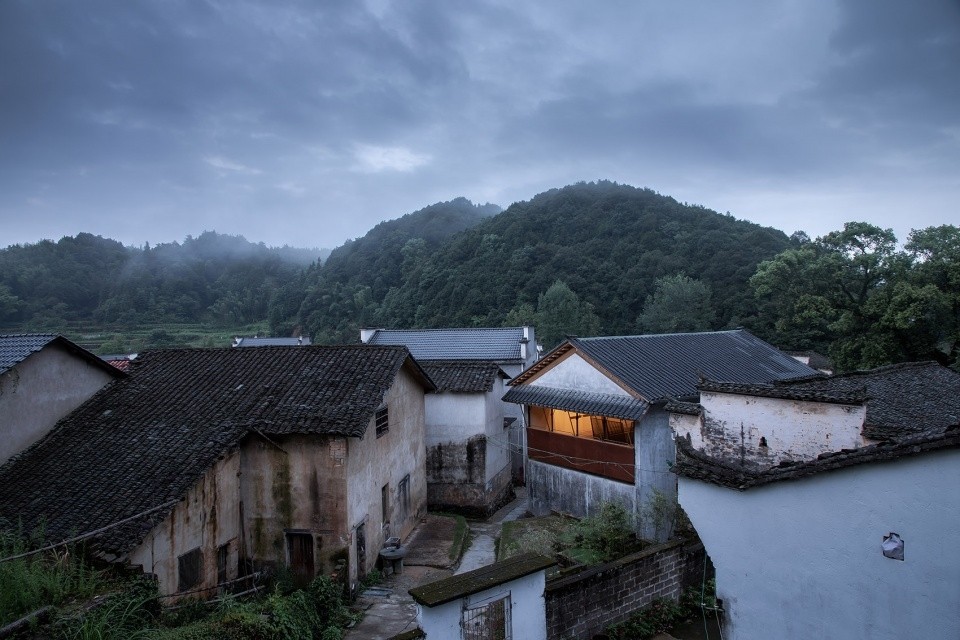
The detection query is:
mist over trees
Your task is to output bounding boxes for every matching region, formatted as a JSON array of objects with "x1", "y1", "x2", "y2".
[{"x1": 1, "y1": 181, "x2": 956, "y2": 372}]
